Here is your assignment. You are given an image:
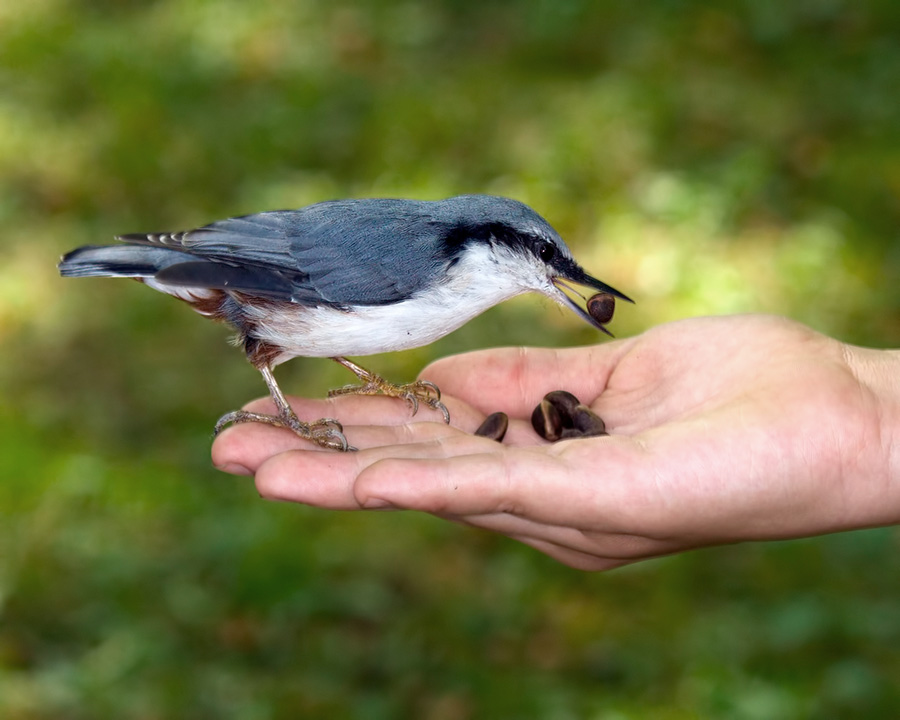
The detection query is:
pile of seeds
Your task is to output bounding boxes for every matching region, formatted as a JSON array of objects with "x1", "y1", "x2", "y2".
[
  {"x1": 530, "y1": 390, "x2": 606, "y2": 440},
  {"x1": 473, "y1": 292, "x2": 615, "y2": 444},
  {"x1": 473, "y1": 389, "x2": 608, "y2": 444}
]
